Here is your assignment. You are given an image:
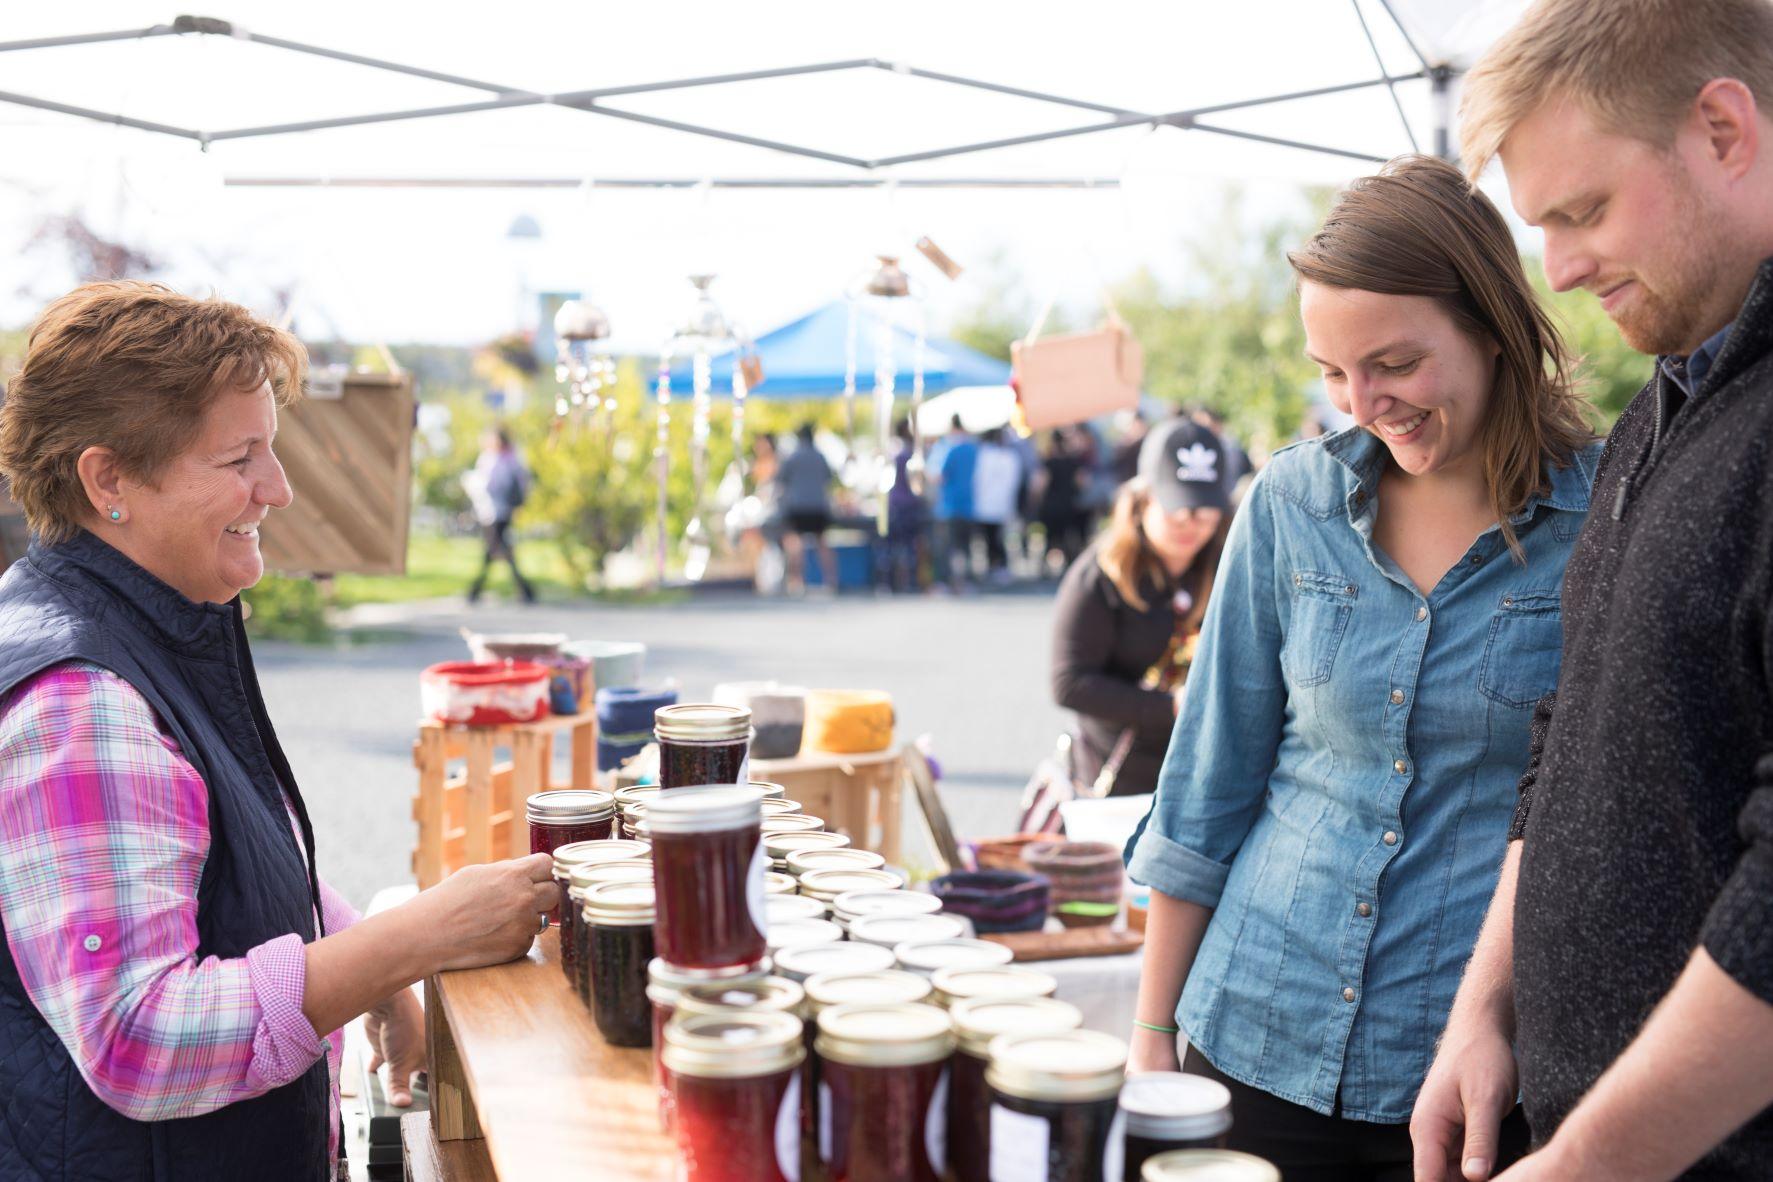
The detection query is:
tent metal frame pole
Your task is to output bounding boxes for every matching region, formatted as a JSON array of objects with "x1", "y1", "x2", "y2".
[
  {"x1": 552, "y1": 100, "x2": 875, "y2": 169},
  {"x1": 1187, "y1": 121, "x2": 1389, "y2": 164},
  {"x1": 0, "y1": 25, "x2": 177, "y2": 53},
  {"x1": 238, "y1": 30, "x2": 533, "y2": 96},
  {"x1": 554, "y1": 60, "x2": 879, "y2": 102},
  {"x1": 1374, "y1": 0, "x2": 1433, "y2": 71},
  {"x1": 222, "y1": 175, "x2": 1125, "y2": 190},
  {"x1": 0, "y1": 87, "x2": 203, "y2": 141},
  {"x1": 1170, "y1": 70, "x2": 1426, "y2": 118},
  {"x1": 205, "y1": 95, "x2": 546, "y2": 142},
  {"x1": 1350, "y1": 0, "x2": 1419, "y2": 152},
  {"x1": 882, "y1": 64, "x2": 1141, "y2": 117}
]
